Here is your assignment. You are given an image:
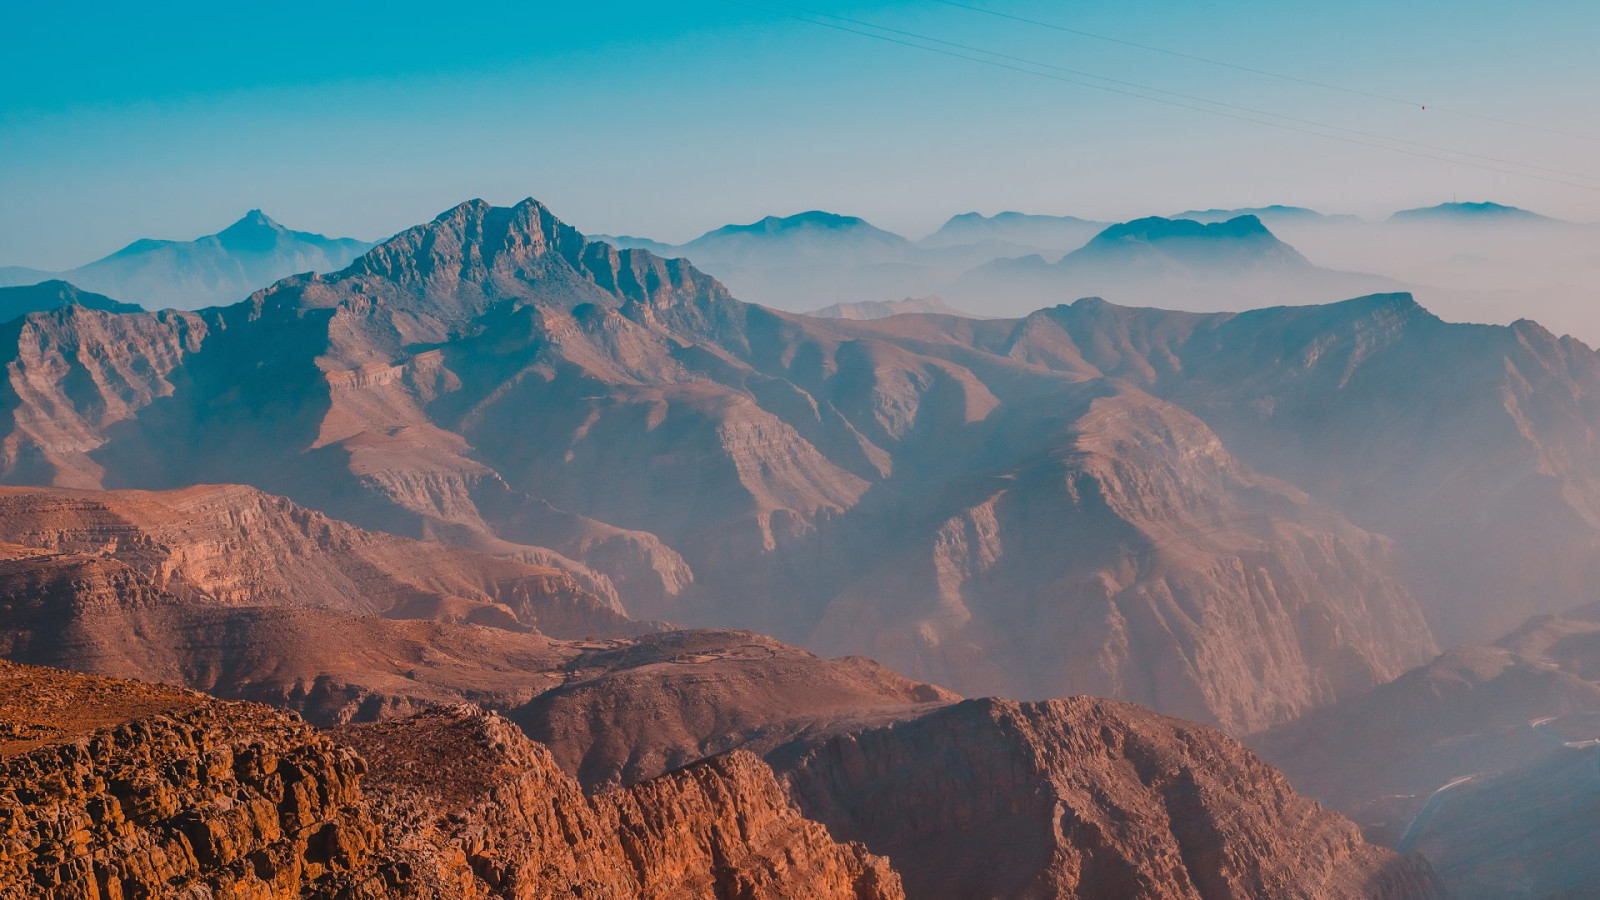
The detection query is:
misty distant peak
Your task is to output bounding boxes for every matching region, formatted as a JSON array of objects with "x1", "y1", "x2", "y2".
[
  {"x1": 920, "y1": 210, "x2": 1107, "y2": 252},
  {"x1": 943, "y1": 211, "x2": 1097, "y2": 226},
  {"x1": 1173, "y1": 205, "x2": 1357, "y2": 225},
  {"x1": 697, "y1": 211, "x2": 879, "y2": 240},
  {"x1": 1388, "y1": 201, "x2": 1557, "y2": 224},
  {"x1": 1089, "y1": 214, "x2": 1276, "y2": 245},
  {"x1": 215, "y1": 209, "x2": 291, "y2": 251}
]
